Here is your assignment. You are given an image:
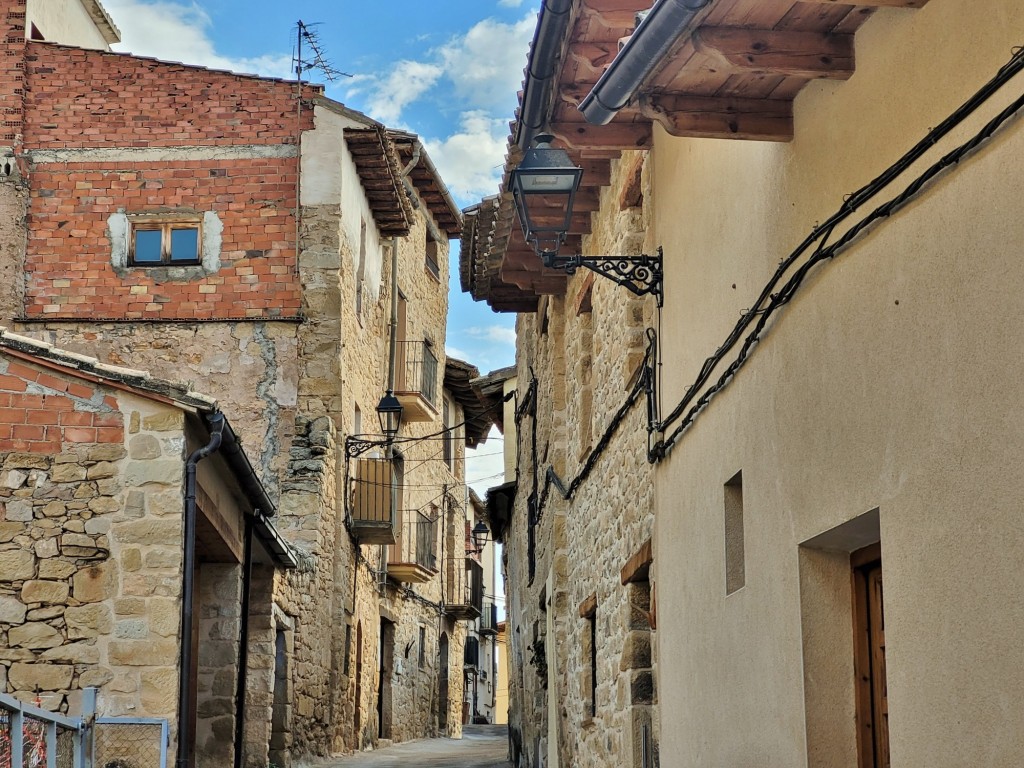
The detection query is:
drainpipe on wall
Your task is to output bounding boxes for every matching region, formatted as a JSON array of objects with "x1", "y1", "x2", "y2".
[
  {"x1": 578, "y1": 0, "x2": 713, "y2": 125},
  {"x1": 177, "y1": 413, "x2": 225, "y2": 768},
  {"x1": 233, "y1": 515, "x2": 254, "y2": 768}
]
